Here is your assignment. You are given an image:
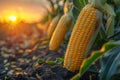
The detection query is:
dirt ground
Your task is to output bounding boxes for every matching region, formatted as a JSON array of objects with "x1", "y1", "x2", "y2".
[{"x1": 0, "y1": 23, "x2": 99, "y2": 80}]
